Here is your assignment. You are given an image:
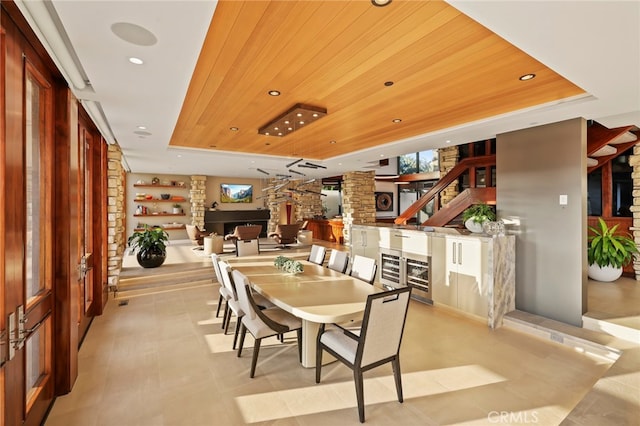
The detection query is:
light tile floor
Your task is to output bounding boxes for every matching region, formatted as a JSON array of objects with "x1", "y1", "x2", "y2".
[{"x1": 45, "y1": 281, "x2": 623, "y2": 425}]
